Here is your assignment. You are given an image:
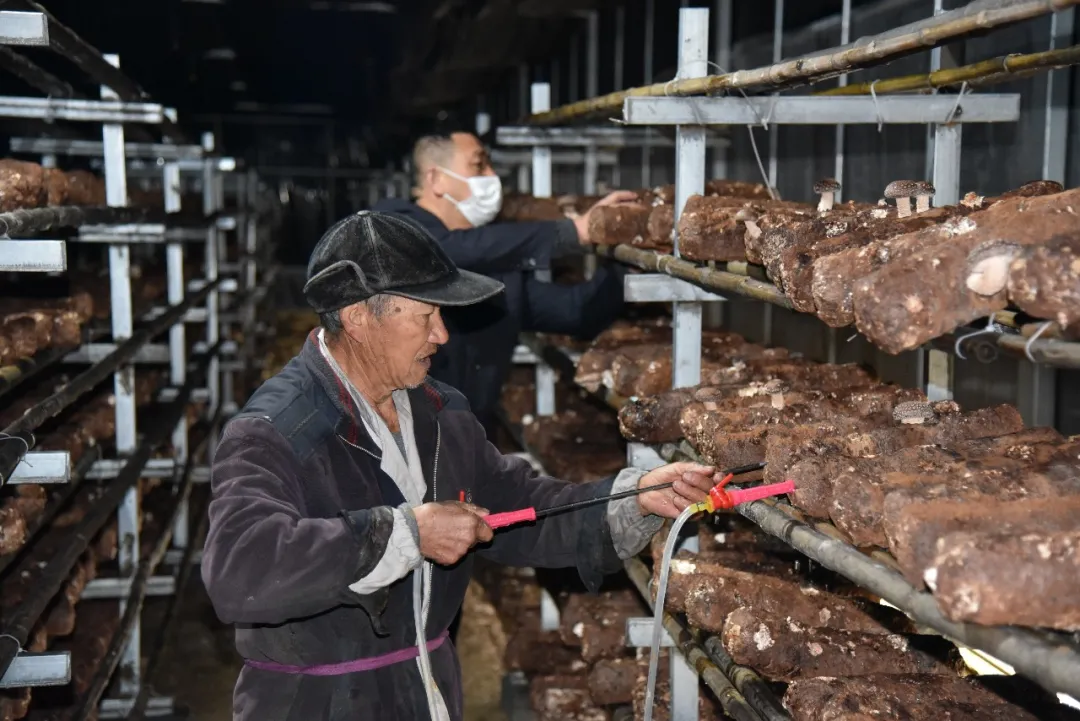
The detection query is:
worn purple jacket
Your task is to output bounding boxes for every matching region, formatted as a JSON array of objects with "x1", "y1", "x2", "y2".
[{"x1": 201, "y1": 332, "x2": 625, "y2": 720}]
